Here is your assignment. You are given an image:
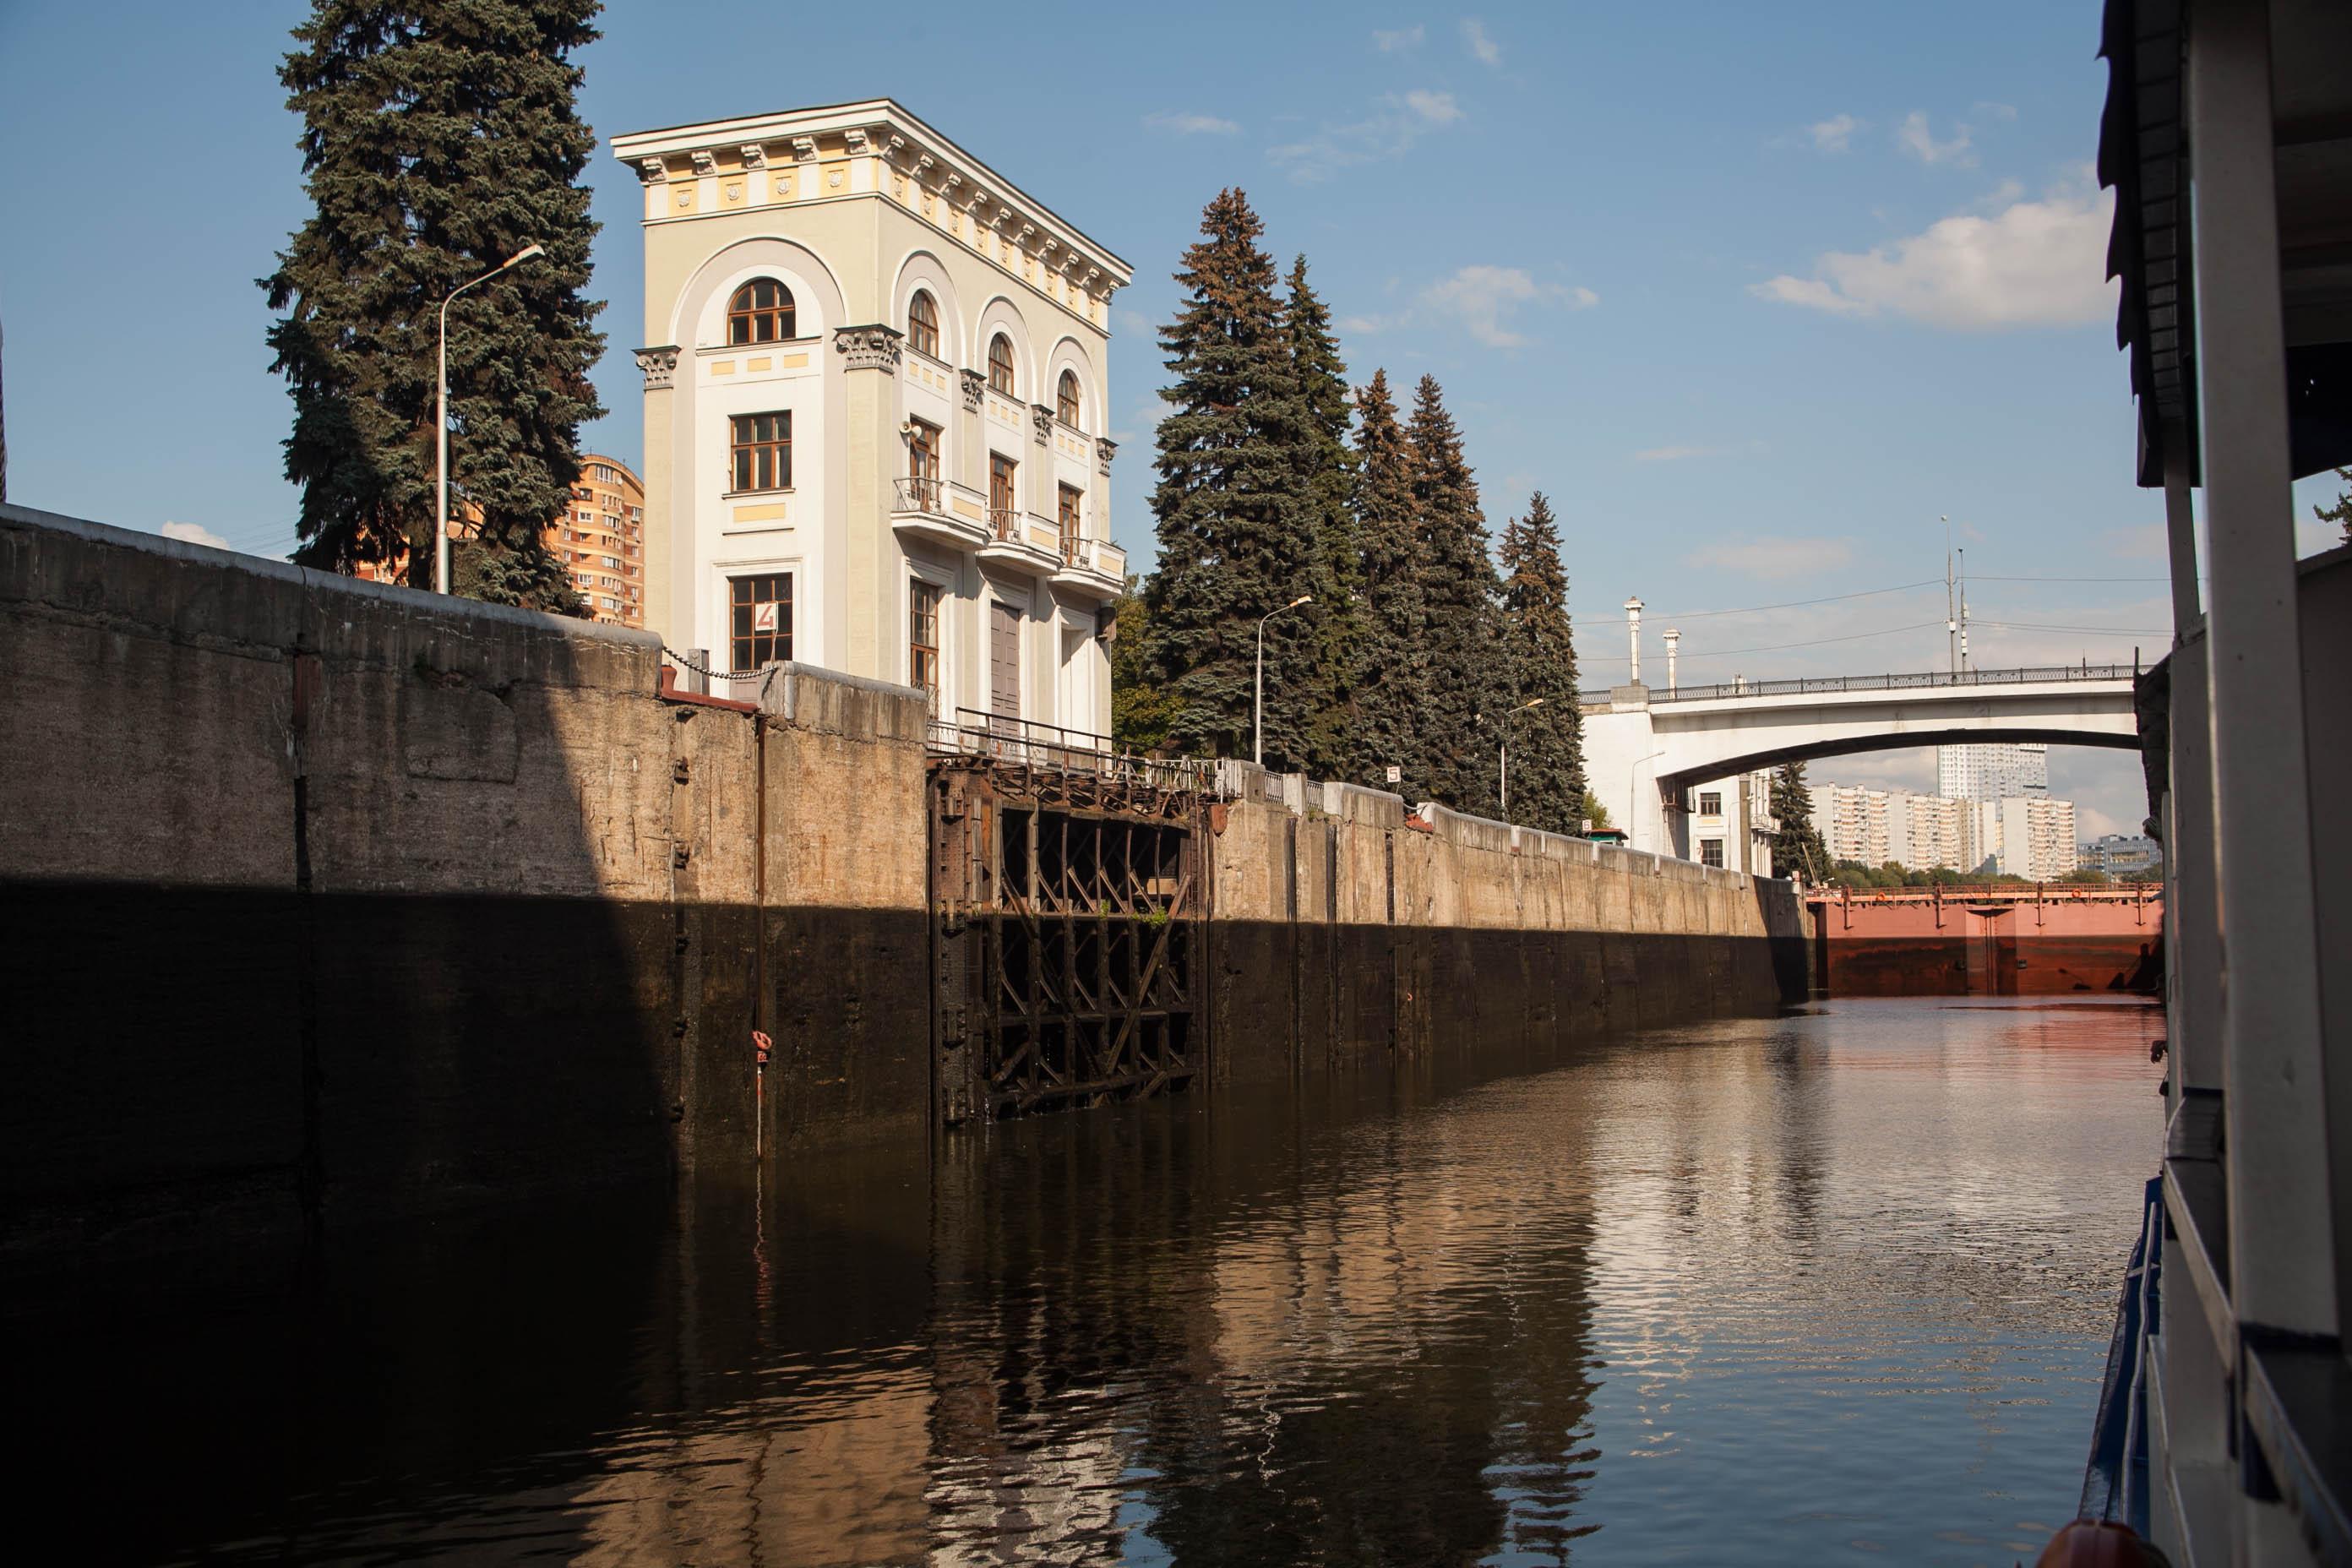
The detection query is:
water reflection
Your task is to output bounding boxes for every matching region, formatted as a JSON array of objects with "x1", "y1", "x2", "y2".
[{"x1": 18, "y1": 998, "x2": 2155, "y2": 1565}]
